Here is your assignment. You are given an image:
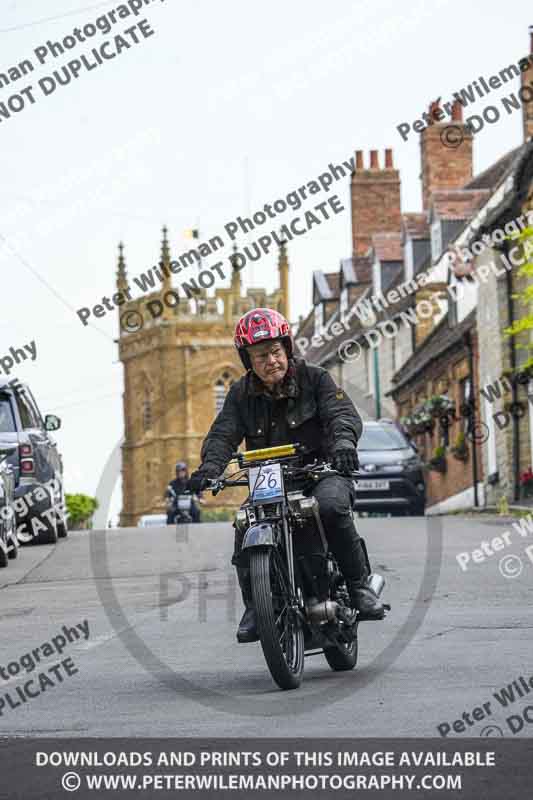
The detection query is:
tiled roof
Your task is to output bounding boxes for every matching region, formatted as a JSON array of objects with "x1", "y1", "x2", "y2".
[
  {"x1": 388, "y1": 309, "x2": 477, "y2": 394},
  {"x1": 302, "y1": 285, "x2": 370, "y2": 366},
  {"x1": 465, "y1": 145, "x2": 524, "y2": 190},
  {"x1": 371, "y1": 232, "x2": 403, "y2": 262}
]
